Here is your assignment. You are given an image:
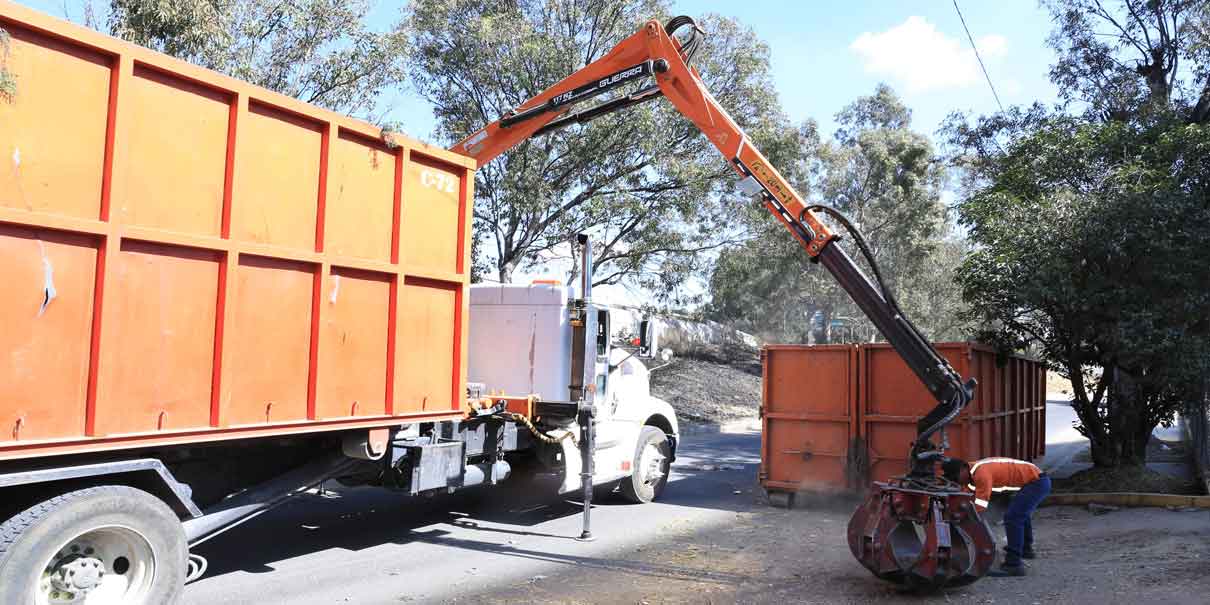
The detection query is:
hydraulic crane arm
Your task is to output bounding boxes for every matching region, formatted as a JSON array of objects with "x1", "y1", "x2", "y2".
[{"x1": 449, "y1": 16, "x2": 975, "y2": 469}]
